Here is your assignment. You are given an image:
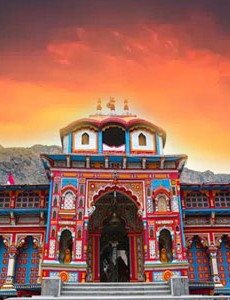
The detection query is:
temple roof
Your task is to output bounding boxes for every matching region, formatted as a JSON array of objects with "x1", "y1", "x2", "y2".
[{"x1": 60, "y1": 114, "x2": 167, "y2": 146}]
